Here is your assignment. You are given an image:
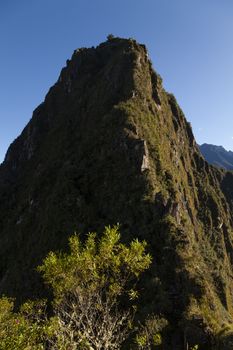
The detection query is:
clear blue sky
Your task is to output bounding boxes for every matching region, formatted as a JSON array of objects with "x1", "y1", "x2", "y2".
[{"x1": 1, "y1": 0, "x2": 233, "y2": 163}]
